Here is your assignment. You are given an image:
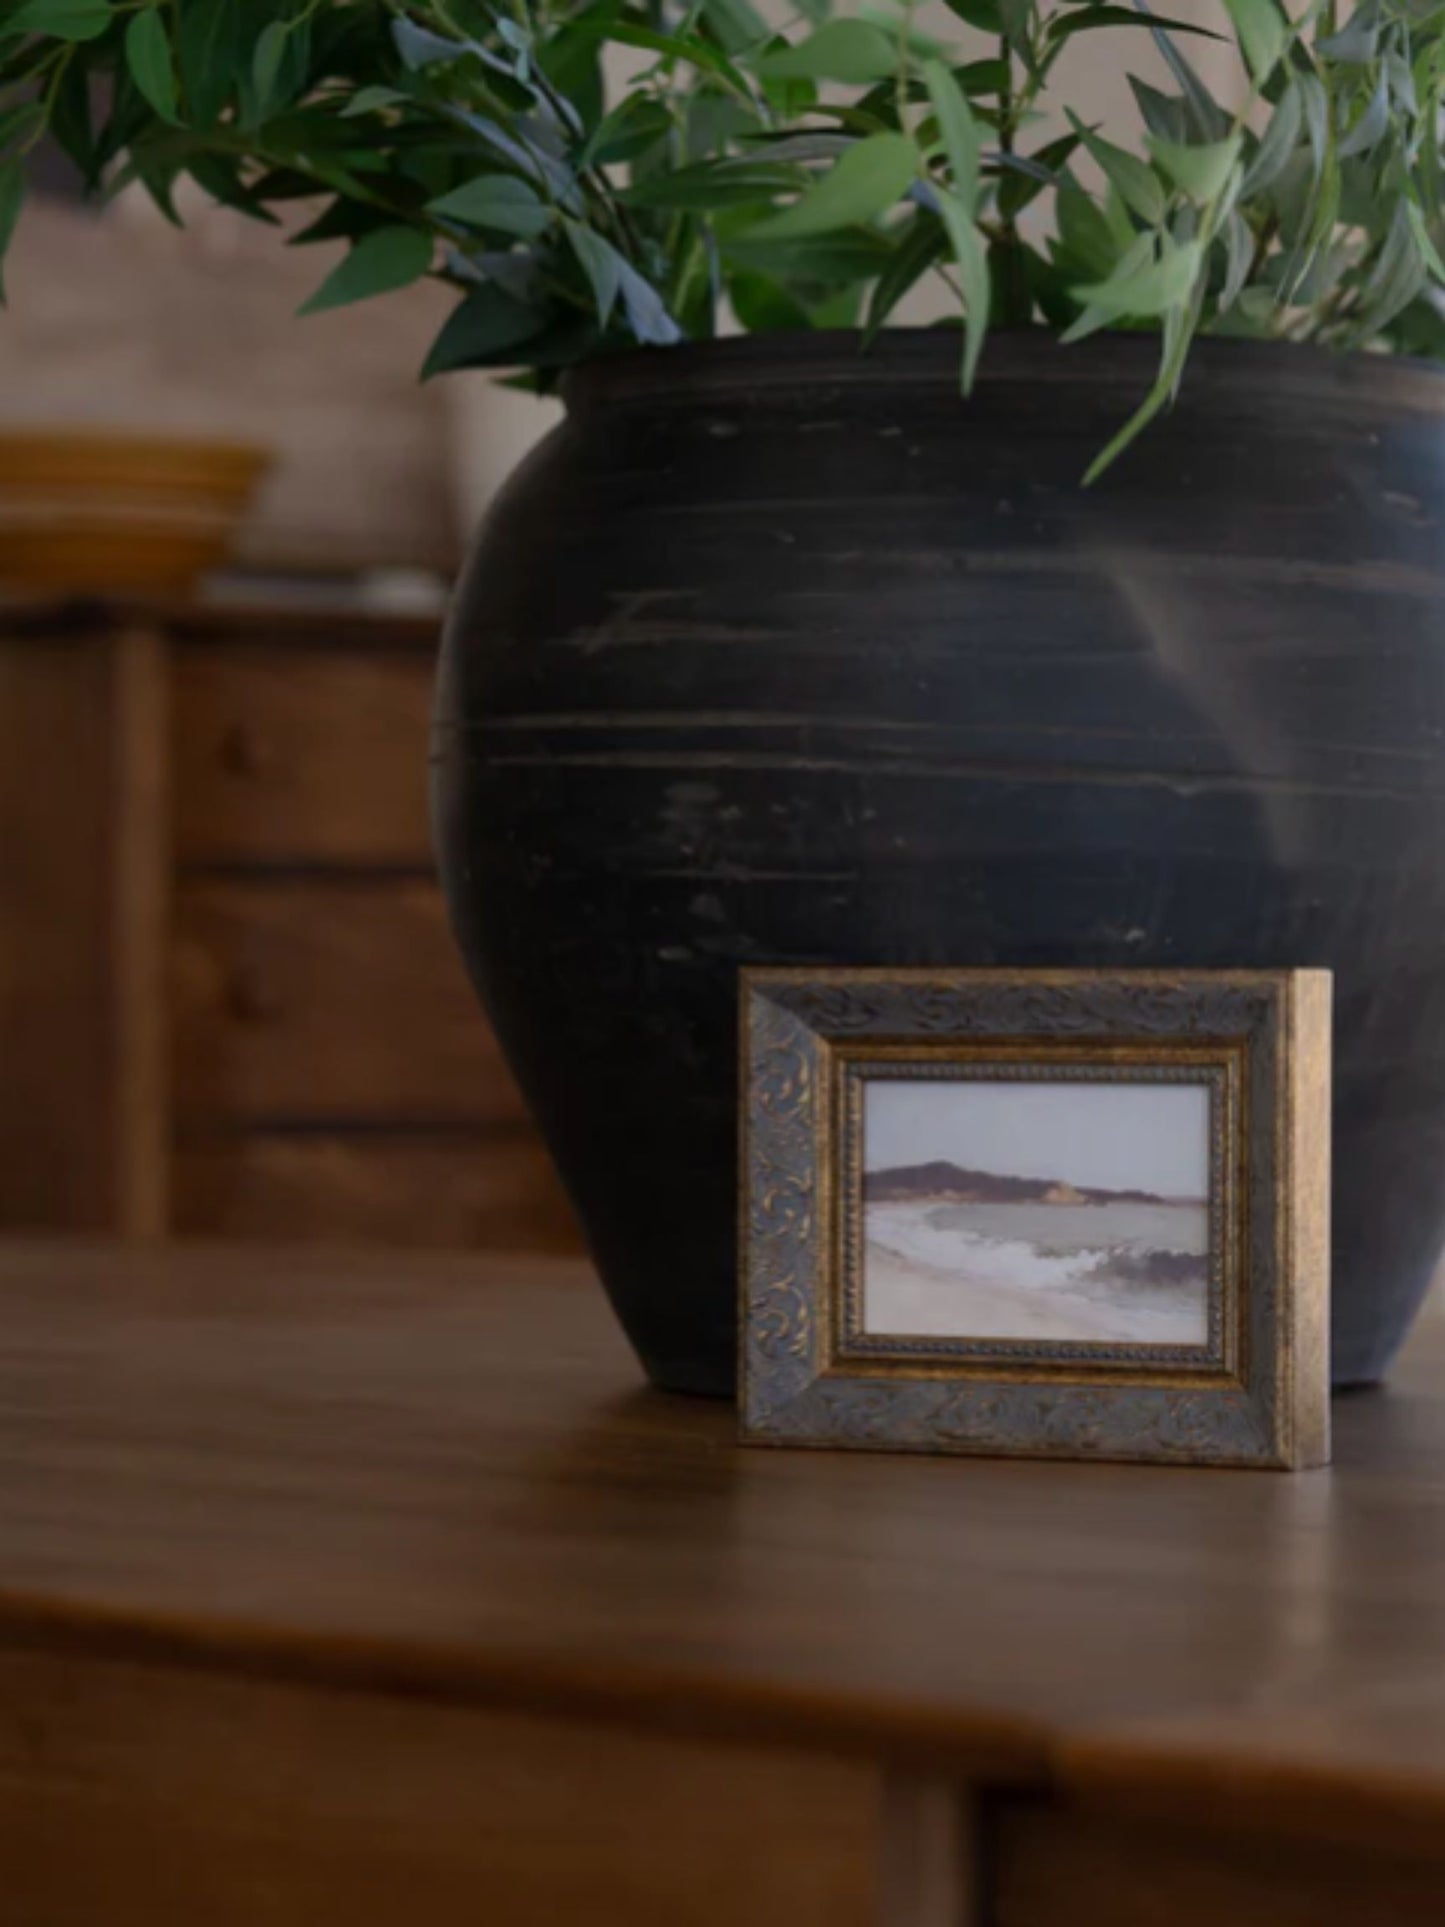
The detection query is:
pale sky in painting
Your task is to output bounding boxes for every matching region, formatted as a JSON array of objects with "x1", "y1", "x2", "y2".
[{"x1": 864, "y1": 1078, "x2": 1209, "y2": 1200}]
